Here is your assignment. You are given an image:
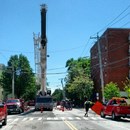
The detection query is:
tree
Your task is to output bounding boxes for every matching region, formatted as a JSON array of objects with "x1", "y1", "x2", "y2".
[
  {"x1": 123, "y1": 77, "x2": 130, "y2": 98},
  {"x1": 65, "y1": 57, "x2": 93, "y2": 107},
  {"x1": 104, "y1": 82, "x2": 120, "y2": 100},
  {"x1": 52, "y1": 89, "x2": 63, "y2": 101},
  {"x1": 0, "y1": 54, "x2": 36, "y2": 100}
]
